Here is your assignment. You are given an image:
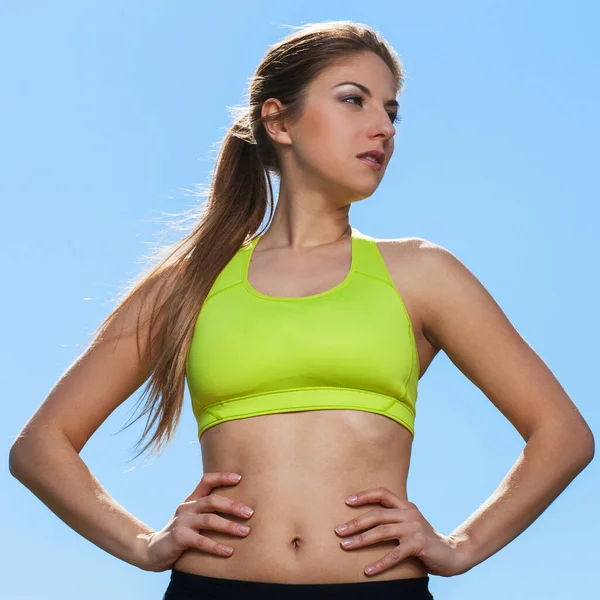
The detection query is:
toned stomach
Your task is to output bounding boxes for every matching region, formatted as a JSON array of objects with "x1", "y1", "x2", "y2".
[{"x1": 172, "y1": 408, "x2": 428, "y2": 584}]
